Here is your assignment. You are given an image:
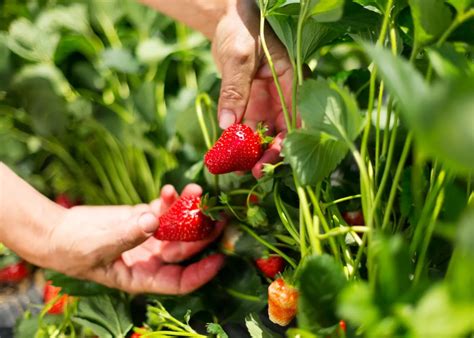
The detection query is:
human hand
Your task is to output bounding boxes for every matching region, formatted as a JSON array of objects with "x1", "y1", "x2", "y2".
[
  {"x1": 47, "y1": 184, "x2": 225, "y2": 295},
  {"x1": 212, "y1": 0, "x2": 294, "y2": 178}
]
